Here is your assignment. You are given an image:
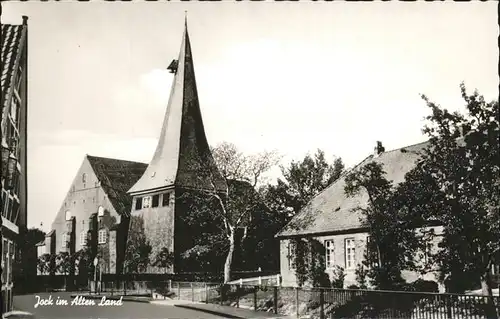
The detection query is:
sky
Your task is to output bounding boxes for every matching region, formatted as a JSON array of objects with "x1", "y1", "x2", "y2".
[{"x1": 2, "y1": 1, "x2": 498, "y2": 231}]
